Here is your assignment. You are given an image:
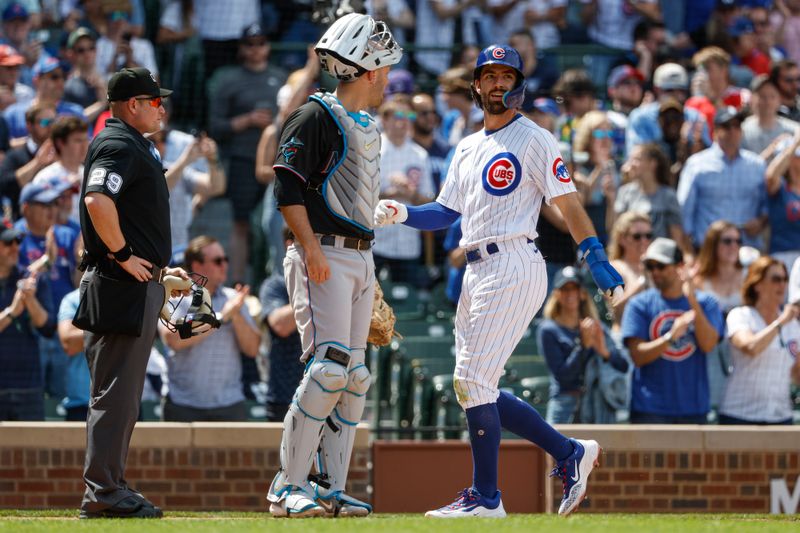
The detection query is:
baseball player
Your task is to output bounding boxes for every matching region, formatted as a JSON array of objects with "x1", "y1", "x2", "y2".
[
  {"x1": 265, "y1": 13, "x2": 402, "y2": 518},
  {"x1": 374, "y1": 45, "x2": 625, "y2": 518}
]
